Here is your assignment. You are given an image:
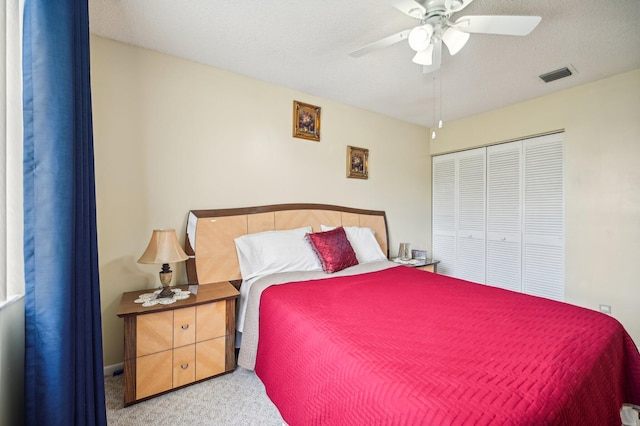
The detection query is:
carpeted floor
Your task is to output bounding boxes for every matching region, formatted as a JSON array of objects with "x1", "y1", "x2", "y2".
[{"x1": 105, "y1": 367, "x2": 285, "y2": 425}]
